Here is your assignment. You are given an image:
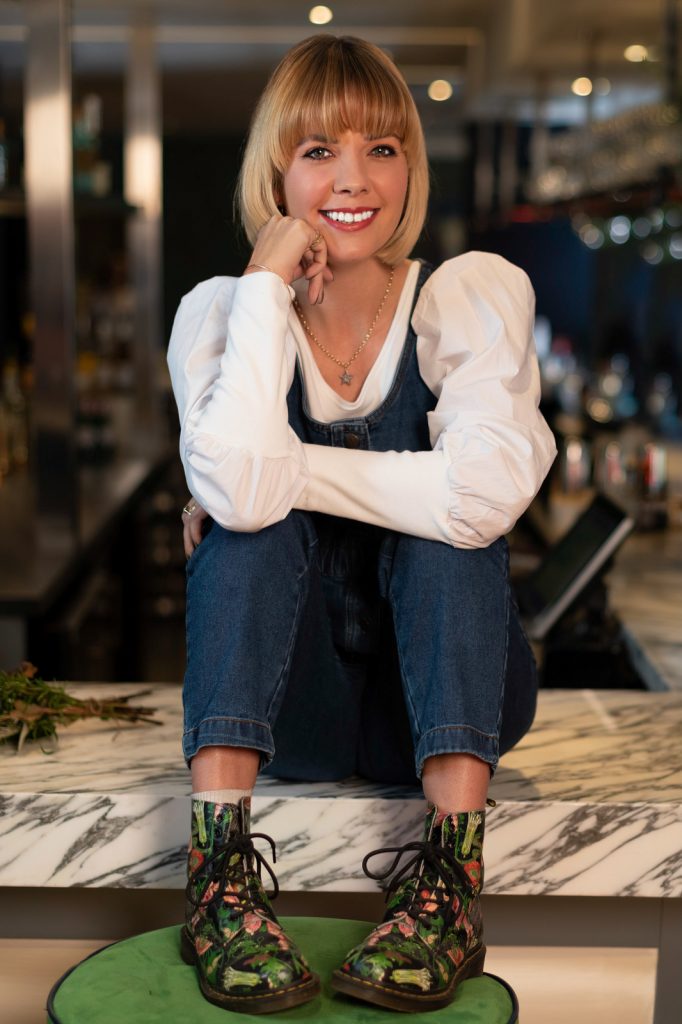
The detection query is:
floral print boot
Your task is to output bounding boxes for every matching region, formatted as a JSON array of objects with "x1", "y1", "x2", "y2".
[
  {"x1": 331, "y1": 802, "x2": 488, "y2": 1012},
  {"x1": 181, "y1": 796, "x2": 320, "y2": 1013}
]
